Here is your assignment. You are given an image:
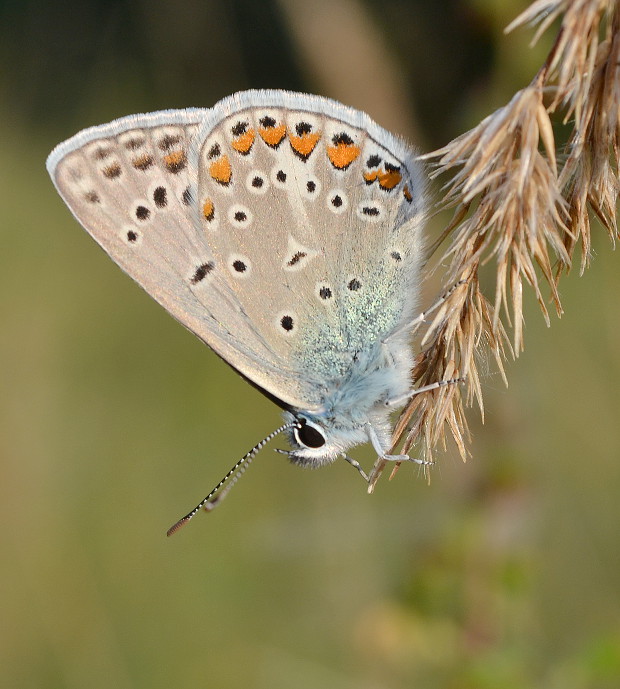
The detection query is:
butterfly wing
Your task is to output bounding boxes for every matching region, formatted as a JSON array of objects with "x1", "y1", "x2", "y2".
[
  {"x1": 47, "y1": 107, "x2": 320, "y2": 411},
  {"x1": 48, "y1": 92, "x2": 426, "y2": 414},
  {"x1": 190, "y1": 91, "x2": 426, "y2": 394}
]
